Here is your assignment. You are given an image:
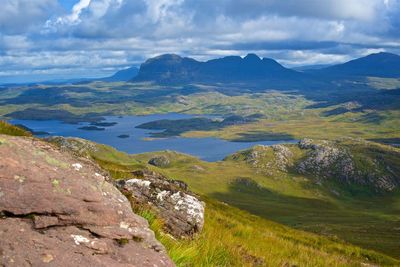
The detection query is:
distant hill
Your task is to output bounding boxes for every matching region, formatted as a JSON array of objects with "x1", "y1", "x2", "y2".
[
  {"x1": 132, "y1": 53, "x2": 304, "y2": 85},
  {"x1": 99, "y1": 66, "x2": 139, "y2": 82},
  {"x1": 311, "y1": 52, "x2": 400, "y2": 78}
]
